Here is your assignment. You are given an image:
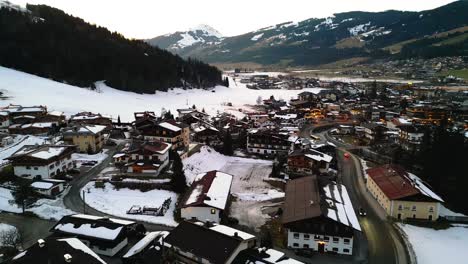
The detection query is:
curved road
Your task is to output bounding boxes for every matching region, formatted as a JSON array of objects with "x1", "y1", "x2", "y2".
[
  {"x1": 62, "y1": 144, "x2": 172, "y2": 231},
  {"x1": 302, "y1": 123, "x2": 411, "y2": 264}
]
